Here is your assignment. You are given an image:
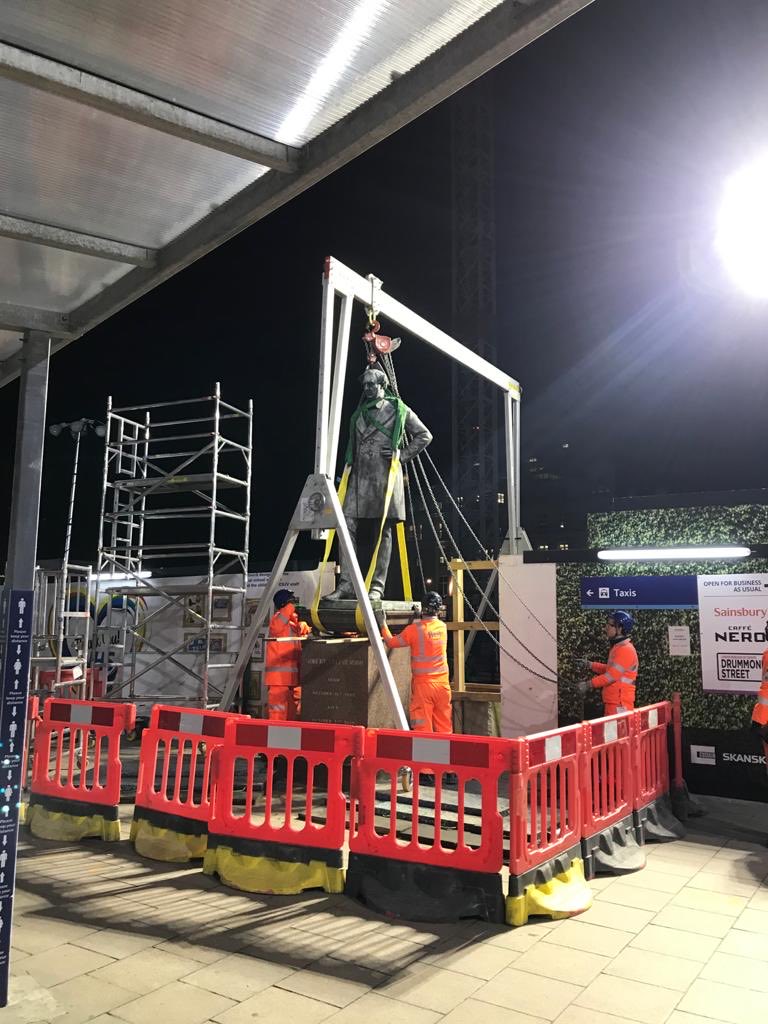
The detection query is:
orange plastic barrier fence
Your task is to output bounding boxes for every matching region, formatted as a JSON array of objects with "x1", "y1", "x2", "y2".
[
  {"x1": 36, "y1": 667, "x2": 105, "y2": 699},
  {"x1": 21, "y1": 694, "x2": 41, "y2": 798},
  {"x1": 633, "y1": 702, "x2": 672, "y2": 811},
  {"x1": 580, "y1": 711, "x2": 645, "y2": 879},
  {"x1": 508, "y1": 723, "x2": 582, "y2": 878},
  {"x1": 630, "y1": 701, "x2": 683, "y2": 843},
  {"x1": 582, "y1": 713, "x2": 634, "y2": 837},
  {"x1": 204, "y1": 719, "x2": 363, "y2": 894},
  {"x1": 28, "y1": 699, "x2": 135, "y2": 839},
  {"x1": 345, "y1": 729, "x2": 509, "y2": 923},
  {"x1": 504, "y1": 724, "x2": 593, "y2": 925},
  {"x1": 349, "y1": 730, "x2": 509, "y2": 873},
  {"x1": 131, "y1": 705, "x2": 249, "y2": 860}
]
